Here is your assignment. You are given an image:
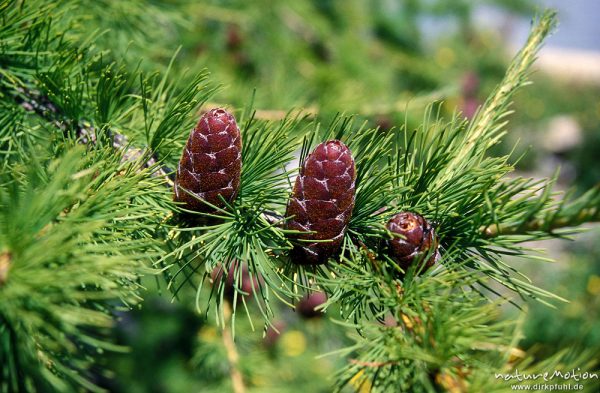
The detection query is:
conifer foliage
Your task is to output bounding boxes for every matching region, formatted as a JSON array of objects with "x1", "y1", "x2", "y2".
[{"x1": 1, "y1": 1, "x2": 599, "y2": 392}]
